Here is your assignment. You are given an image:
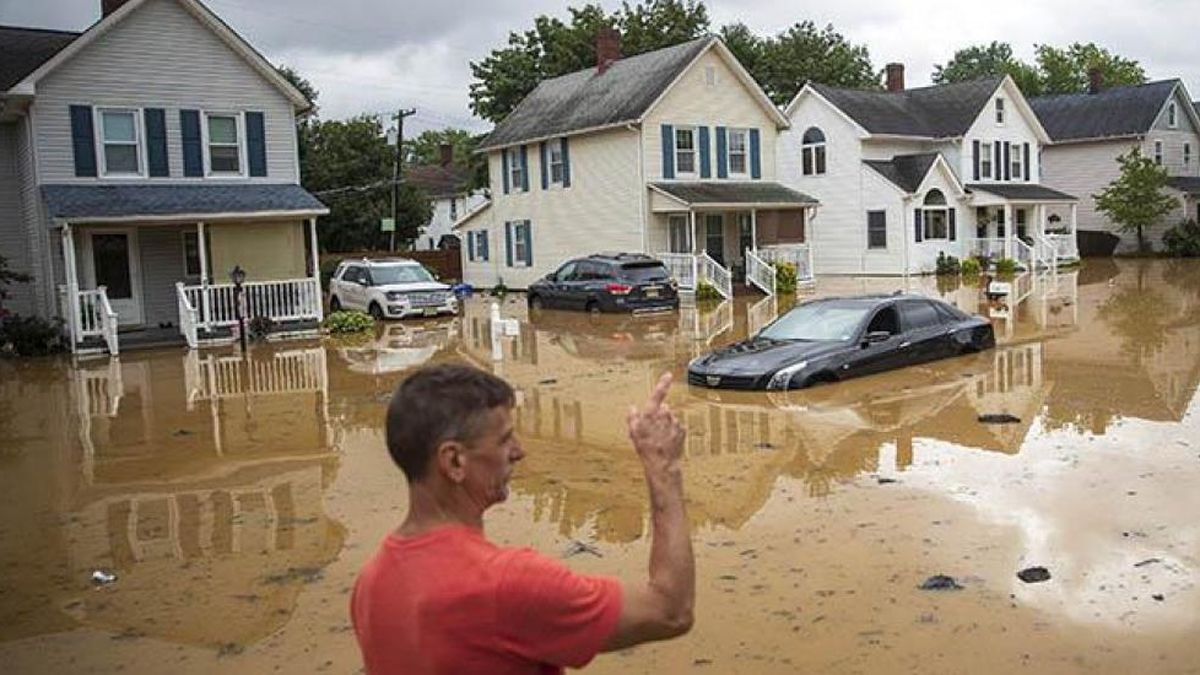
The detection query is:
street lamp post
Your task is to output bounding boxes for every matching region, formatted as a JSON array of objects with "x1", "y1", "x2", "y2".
[{"x1": 231, "y1": 265, "x2": 247, "y2": 353}]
